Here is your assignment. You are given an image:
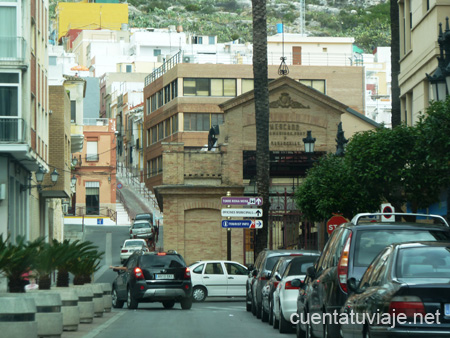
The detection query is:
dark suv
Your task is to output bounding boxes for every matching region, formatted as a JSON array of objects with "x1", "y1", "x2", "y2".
[
  {"x1": 296, "y1": 213, "x2": 450, "y2": 338},
  {"x1": 111, "y1": 251, "x2": 192, "y2": 310}
]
